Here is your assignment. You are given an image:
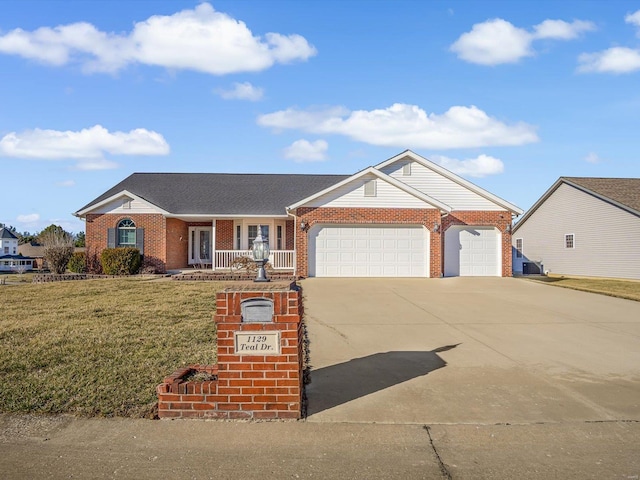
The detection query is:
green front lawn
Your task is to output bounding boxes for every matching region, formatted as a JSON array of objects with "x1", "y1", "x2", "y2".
[{"x1": 0, "y1": 278, "x2": 221, "y2": 418}]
